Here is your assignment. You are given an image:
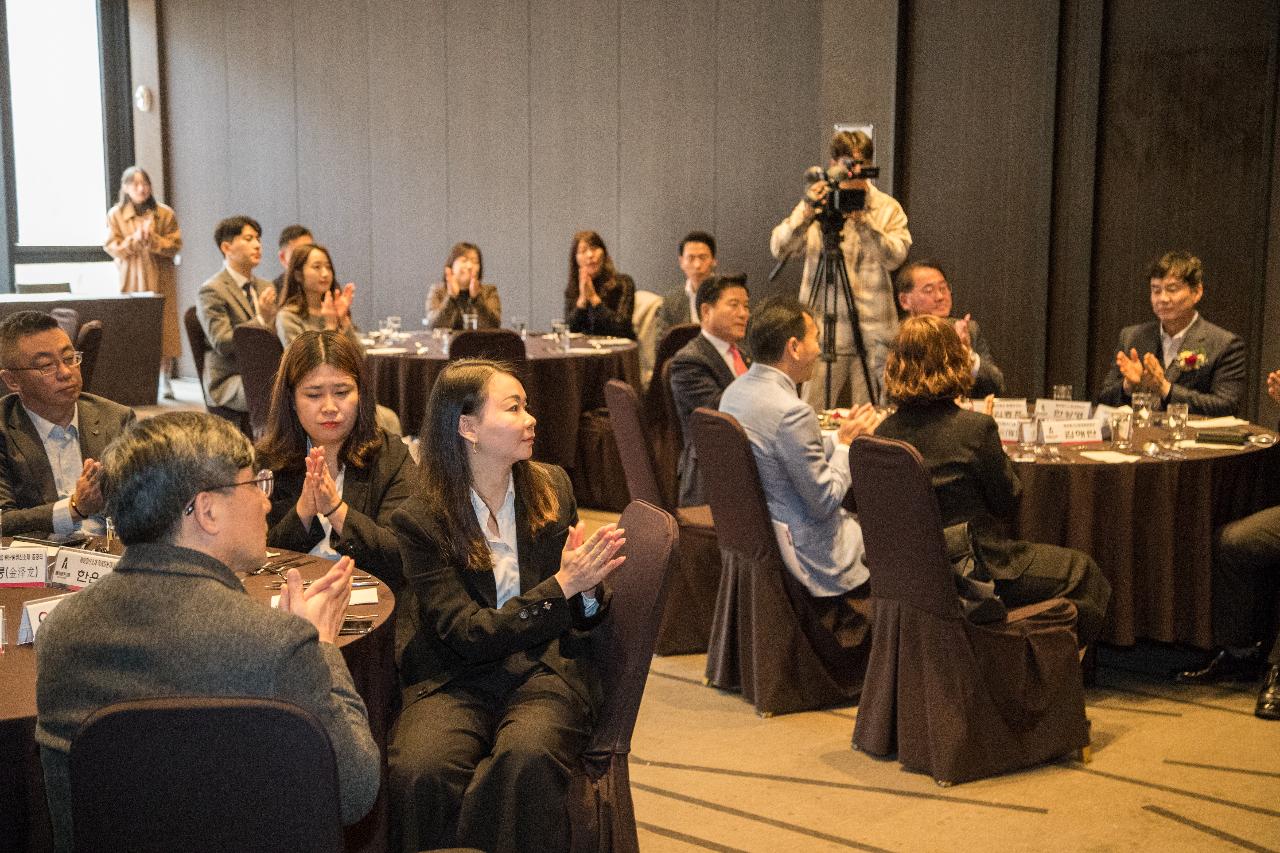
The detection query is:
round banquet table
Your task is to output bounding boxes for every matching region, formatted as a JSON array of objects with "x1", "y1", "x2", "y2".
[
  {"x1": 367, "y1": 331, "x2": 640, "y2": 452},
  {"x1": 0, "y1": 545, "x2": 396, "y2": 853},
  {"x1": 1010, "y1": 425, "x2": 1280, "y2": 648}
]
